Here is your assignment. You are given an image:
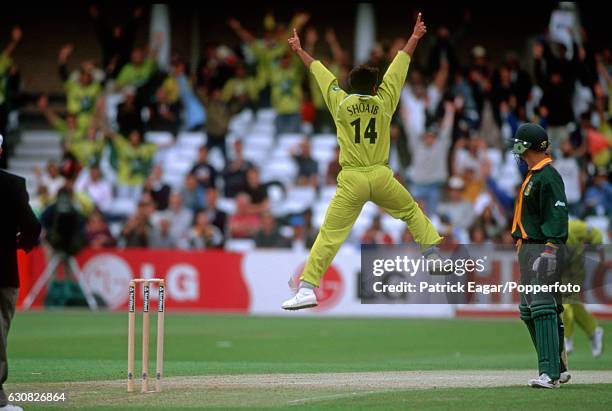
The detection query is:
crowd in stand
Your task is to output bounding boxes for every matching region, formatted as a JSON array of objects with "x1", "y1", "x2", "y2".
[{"x1": 2, "y1": 4, "x2": 611, "y2": 251}]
